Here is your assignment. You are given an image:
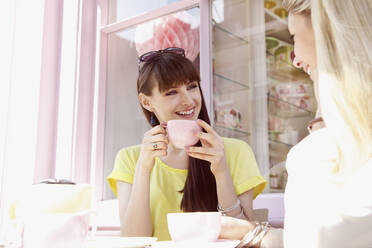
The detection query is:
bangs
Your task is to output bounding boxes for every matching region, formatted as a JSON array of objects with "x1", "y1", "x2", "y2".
[{"x1": 150, "y1": 53, "x2": 200, "y2": 92}]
